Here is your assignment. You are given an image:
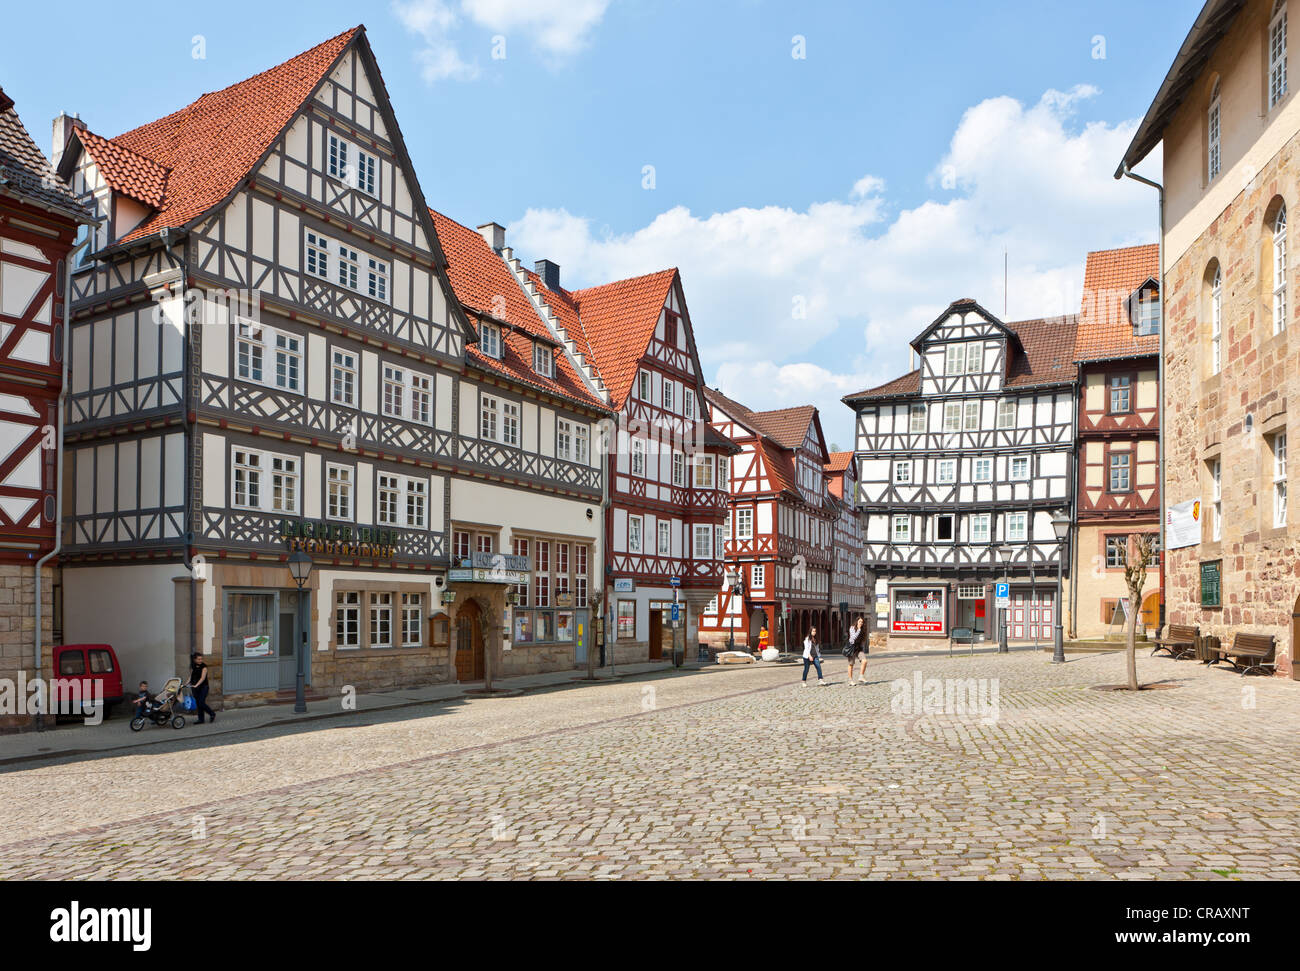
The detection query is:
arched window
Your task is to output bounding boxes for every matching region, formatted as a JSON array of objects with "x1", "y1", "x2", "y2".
[
  {"x1": 1271, "y1": 0, "x2": 1289, "y2": 109},
  {"x1": 1208, "y1": 79, "x2": 1222, "y2": 181},
  {"x1": 1211, "y1": 264, "x2": 1223, "y2": 373},
  {"x1": 1274, "y1": 205, "x2": 1288, "y2": 335}
]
